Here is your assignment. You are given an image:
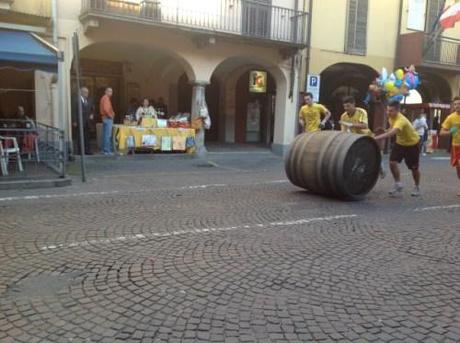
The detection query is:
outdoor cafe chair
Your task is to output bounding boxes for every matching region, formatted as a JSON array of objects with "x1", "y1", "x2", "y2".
[{"x1": 0, "y1": 136, "x2": 24, "y2": 176}]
